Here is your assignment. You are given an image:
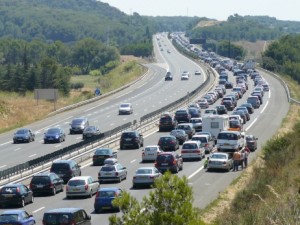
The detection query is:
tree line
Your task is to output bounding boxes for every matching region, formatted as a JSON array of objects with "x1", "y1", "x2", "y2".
[
  {"x1": 262, "y1": 34, "x2": 300, "y2": 83},
  {"x1": 0, "y1": 38, "x2": 120, "y2": 95}
]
